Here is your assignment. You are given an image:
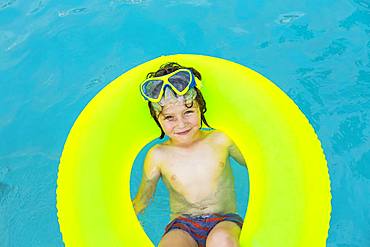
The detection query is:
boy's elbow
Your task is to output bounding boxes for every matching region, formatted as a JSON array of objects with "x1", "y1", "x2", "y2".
[
  {"x1": 241, "y1": 158, "x2": 247, "y2": 167},
  {"x1": 132, "y1": 197, "x2": 148, "y2": 215},
  {"x1": 237, "y1": 160, "x2": 247, "y2": 167},
  {"x1": 231, "y1": 156, "x2": 247, "y2": 167},
  {"x1": 133, "y1": 204, "x2": 143, "y2": 215}
]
